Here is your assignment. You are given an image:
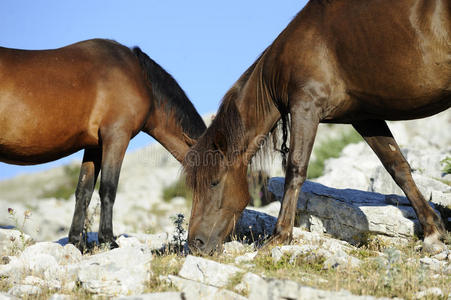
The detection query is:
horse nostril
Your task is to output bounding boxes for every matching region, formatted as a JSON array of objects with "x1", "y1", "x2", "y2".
[{"x1": 193, "y1": 237, "x2": 205, "y2": 250}]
